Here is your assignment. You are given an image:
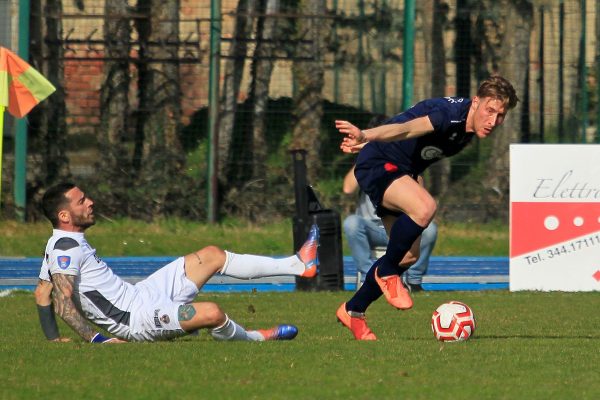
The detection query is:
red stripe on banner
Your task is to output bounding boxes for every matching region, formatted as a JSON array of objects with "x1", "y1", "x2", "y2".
[{"x1": 510, "y1": 202, "x2": 600, "y2": 257}]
